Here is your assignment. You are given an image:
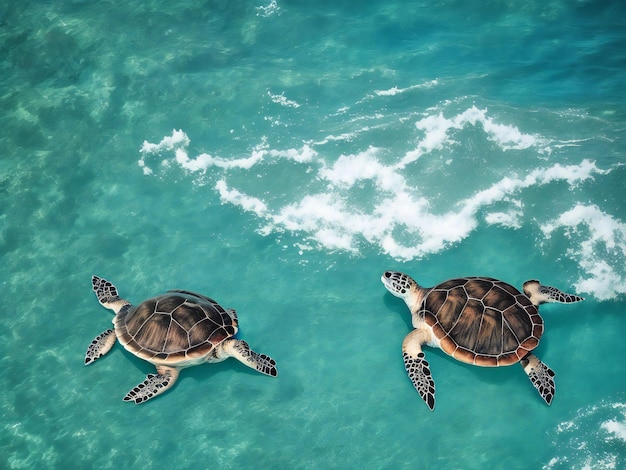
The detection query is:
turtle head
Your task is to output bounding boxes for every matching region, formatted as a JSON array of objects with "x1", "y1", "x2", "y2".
[{"x1": 381, "y1": 271, "x2": 420, "y2": 307}]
